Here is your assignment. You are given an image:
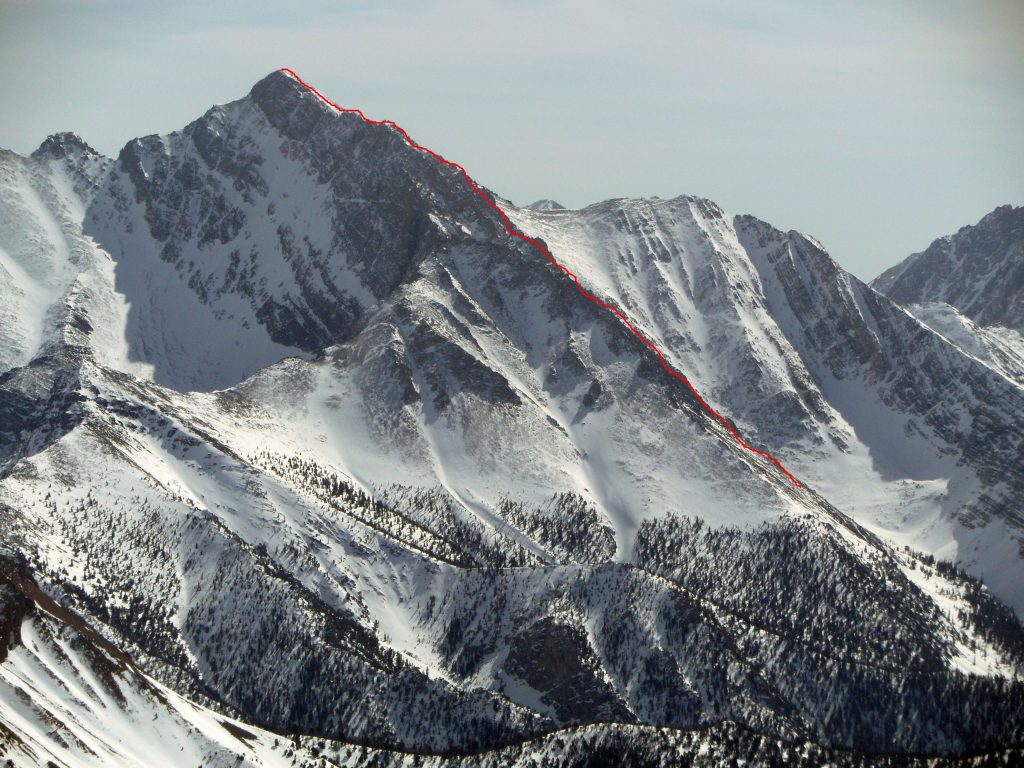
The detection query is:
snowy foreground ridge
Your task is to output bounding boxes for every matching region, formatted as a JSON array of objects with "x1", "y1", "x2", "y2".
[{"x1": 1, "y1": 70, "x2": 1023, "y2": 766}]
